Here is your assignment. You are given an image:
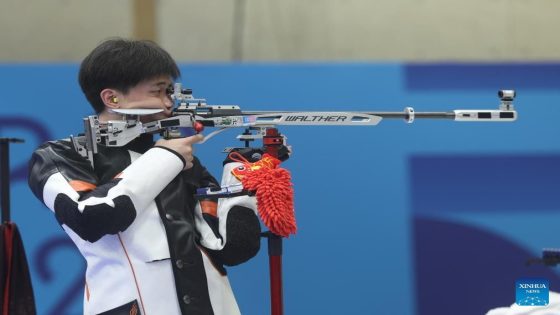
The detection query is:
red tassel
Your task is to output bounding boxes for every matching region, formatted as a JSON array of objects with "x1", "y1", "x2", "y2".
[{"x1": 230, "y1": 153, "x2": 297, "y2": 237}]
